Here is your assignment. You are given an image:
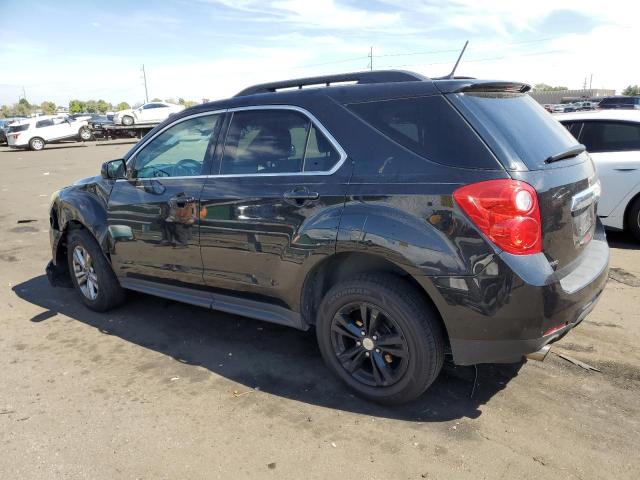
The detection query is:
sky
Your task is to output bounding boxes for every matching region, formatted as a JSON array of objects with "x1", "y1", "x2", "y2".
[{"x1": 1, "y1": 0, "x2": 639, "y2": 106}]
